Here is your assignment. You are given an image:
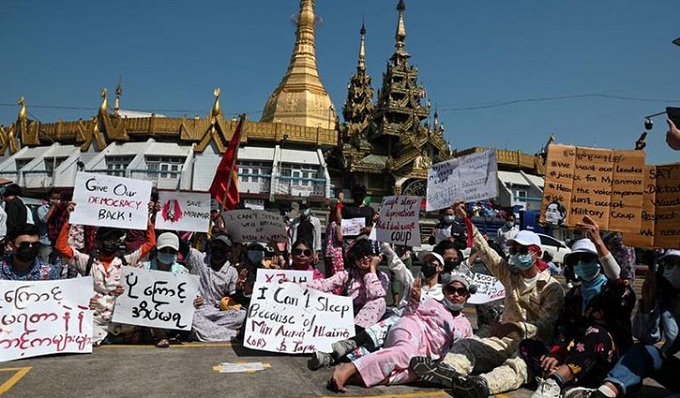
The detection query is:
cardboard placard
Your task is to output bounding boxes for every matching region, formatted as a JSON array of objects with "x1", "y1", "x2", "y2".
[
  {"x1": 624, "y1": 164, "x2": 680, "y2": 248},
  {"x1": 155, "y1": 191, "x2": 211, "y2": 233},
  {"x1": 0, "y1": 277, "x2": 94, "y2": 362},
  {"x1": 244, "y1": 281, "x2": 355, "y2": 354},
  {"x1": 426, "y1": 150, "x2": 498, "y2": 212},
  {"x1": 113, "y1": 267, "x2": 200, "y2": 331},
  {"x1": 541, "y1": 145, "x2": 645, "y2": 233},
  {"x1": 467, "y1": 273, "x2": 505, "y2": 305},
  {"x1": 70, "y1": 172, "x2": 152, "y2": 230},
  {"x1": 341, "y1": 218, "x2": 365, "y2": 236},
  {"x1": 222, "y1": 210, "x2": 288, "y2": 243},
  {"x1": 375, "y1": 196, "x2": 421, "y2": 247}
]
